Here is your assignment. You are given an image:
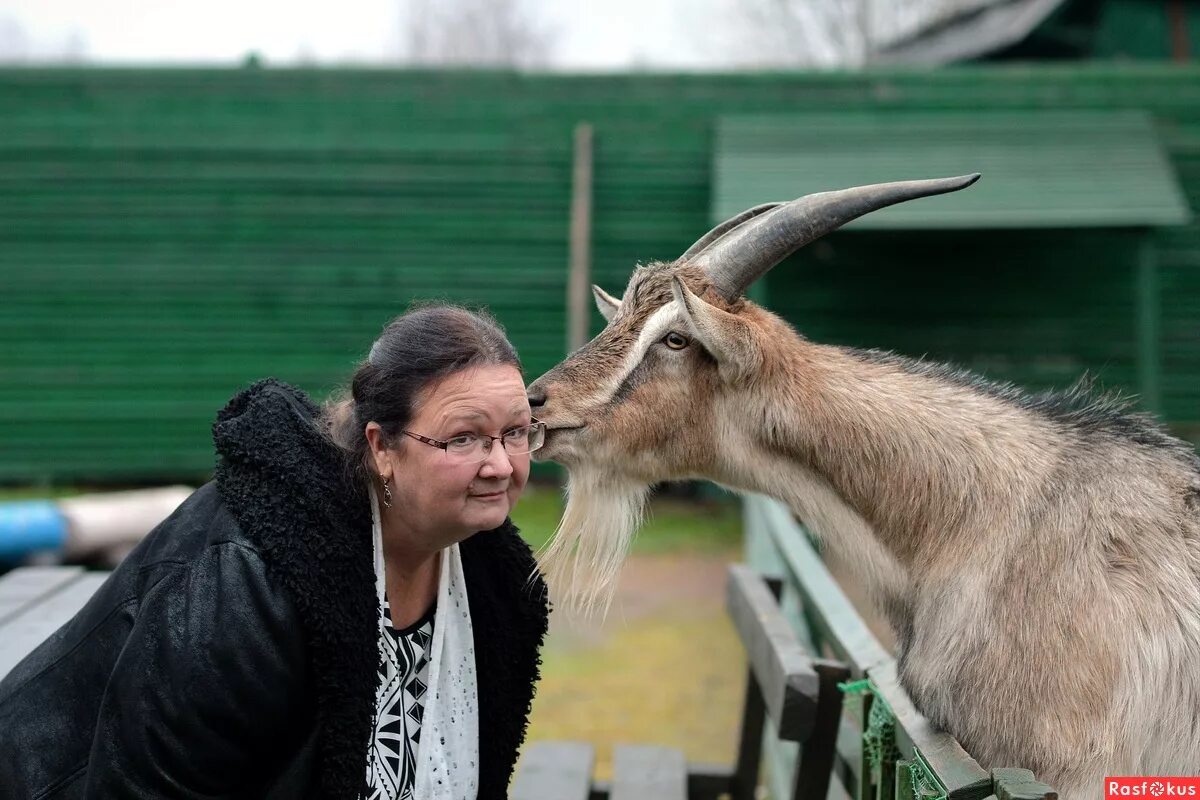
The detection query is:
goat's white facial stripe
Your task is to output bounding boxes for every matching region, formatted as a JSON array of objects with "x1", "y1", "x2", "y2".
[
  {"x1": 601, "y1": 301, "x2": 681, "y2": 403},
  {"x1": 571, "y1": 299, "x2": 683, "y2": 411}
]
